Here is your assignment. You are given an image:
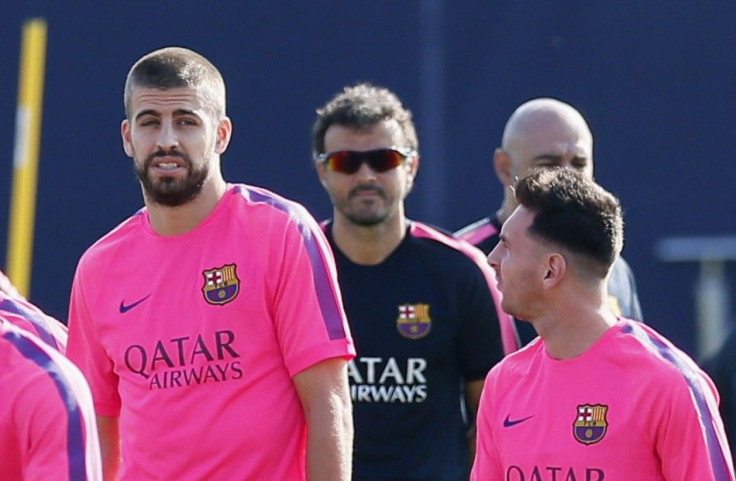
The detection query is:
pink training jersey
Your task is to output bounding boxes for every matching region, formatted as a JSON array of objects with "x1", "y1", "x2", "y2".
[
  {"x1": 0, "y1": 291, "x2": 68, "y2": 352},
  {"x1": 0, "y1": 319, "x2": 102, "y2": 481},
  {"x1": 67, "y1": 184, "x2": 355, "y2": 480},
  {"x1": 472, "y1": 319, "x2": 734, "y2": 481}
]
